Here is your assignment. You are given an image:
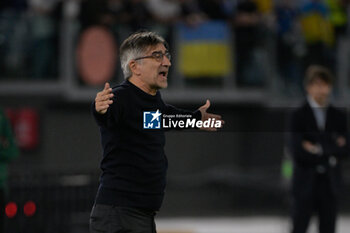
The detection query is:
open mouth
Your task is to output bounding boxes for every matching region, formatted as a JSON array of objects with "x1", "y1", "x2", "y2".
[{"x1": 159, "y1": 71, "x2": 167, "y2": 77}]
